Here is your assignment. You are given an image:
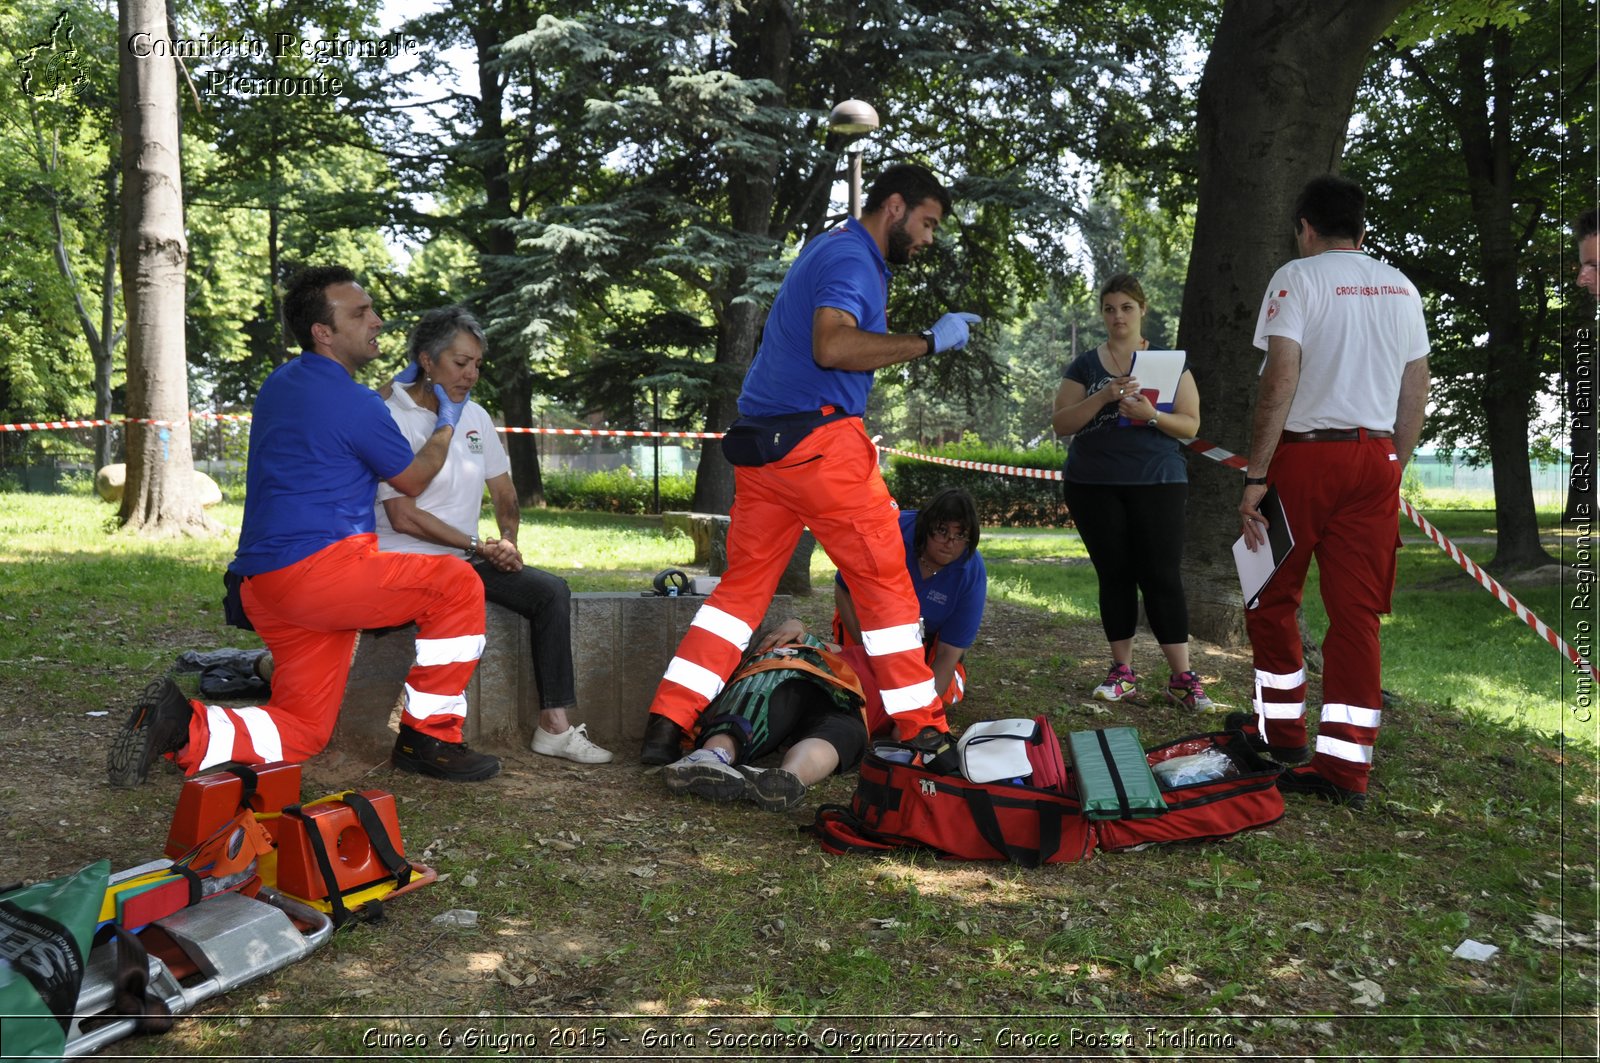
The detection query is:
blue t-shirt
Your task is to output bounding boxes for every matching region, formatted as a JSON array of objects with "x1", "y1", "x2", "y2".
[
  {"x1": 837, "y1": 510, "x2": 988, "y2": 648},
  {"x1": 230, "y1": 353, "x2": 417, "y2": 576},
  {"x1": 1061, "y1": 348, "x2": 1188, "y2": 485},
  {"x1": 738, "y1": 218, "x2": 890, "y2": 417}
]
